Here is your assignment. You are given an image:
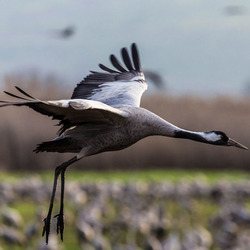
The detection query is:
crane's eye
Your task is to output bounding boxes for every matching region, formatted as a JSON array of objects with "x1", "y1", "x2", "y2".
[
  {"x1": 221, "y1": 134, "x2": 229, "y2": 142},
  {"x1": 215, "y1": 131, "x2": 229, "y2": 142}
]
